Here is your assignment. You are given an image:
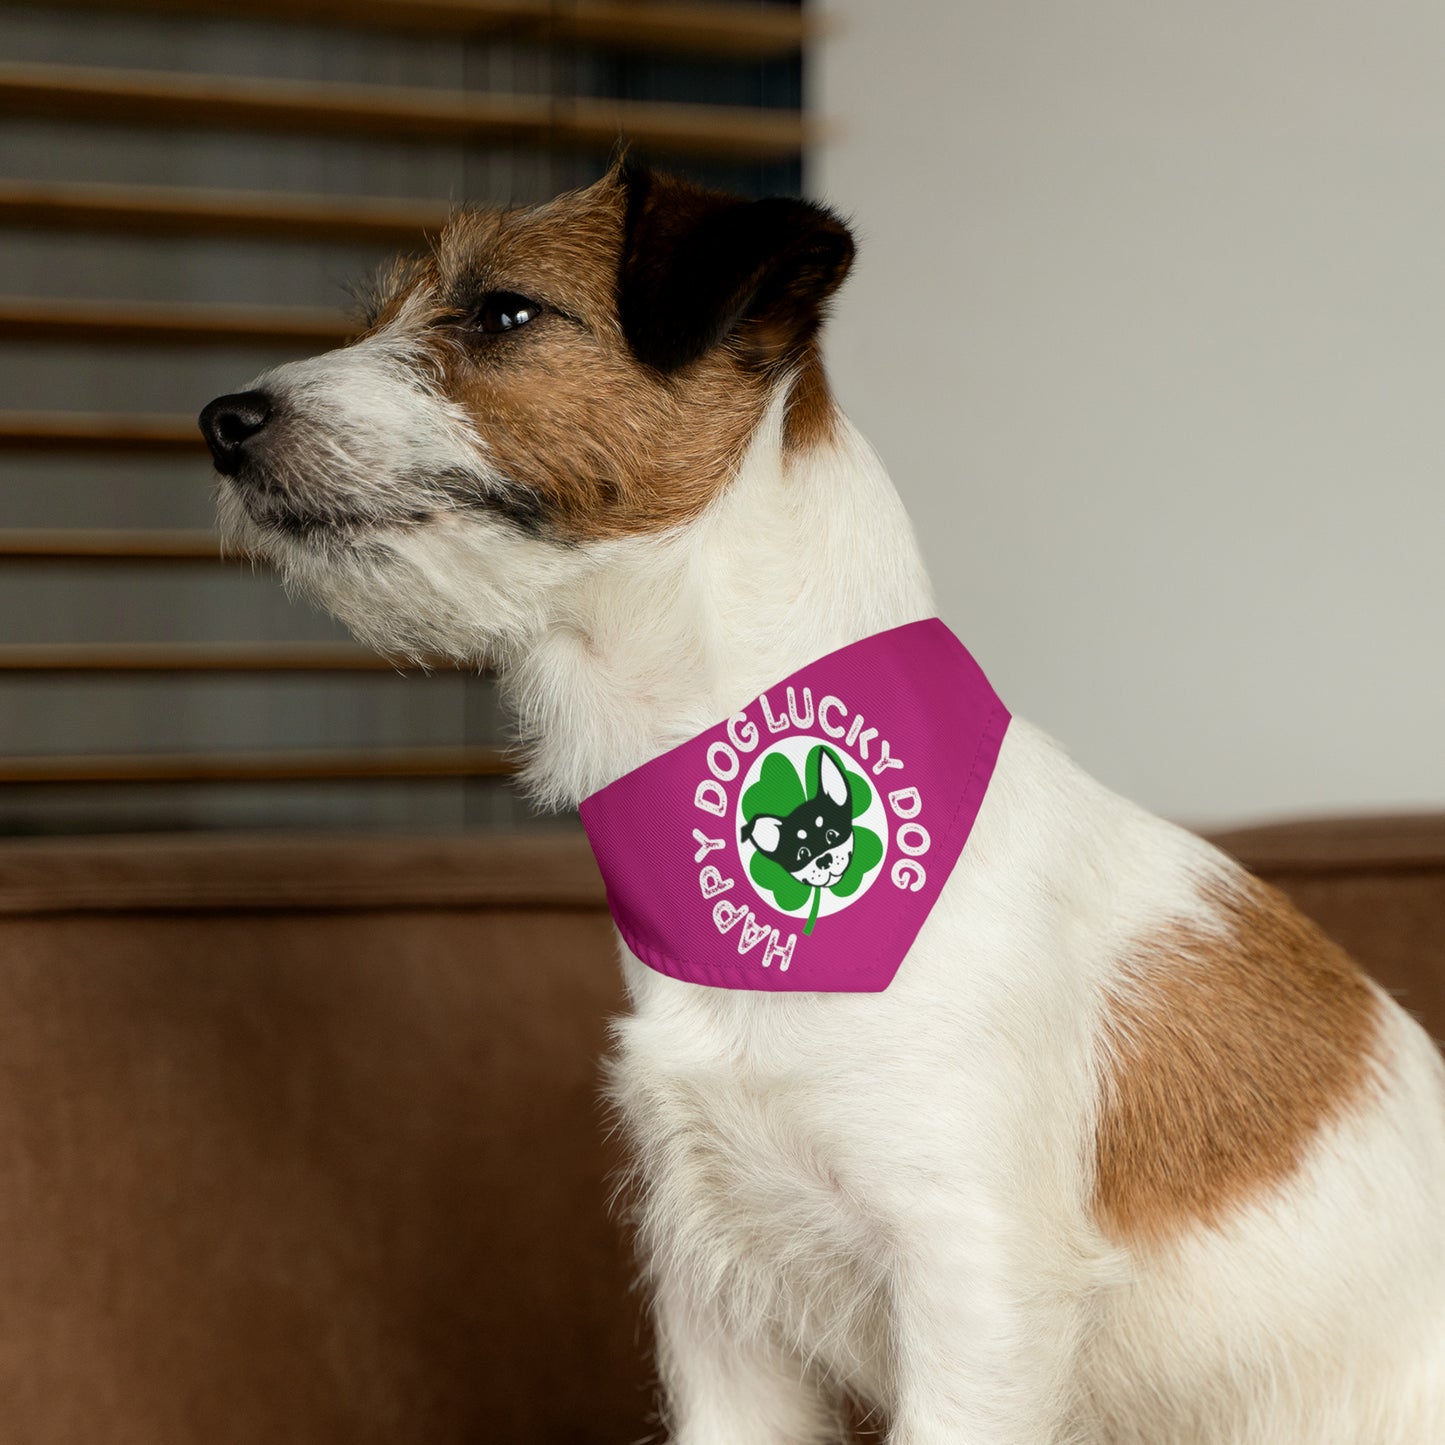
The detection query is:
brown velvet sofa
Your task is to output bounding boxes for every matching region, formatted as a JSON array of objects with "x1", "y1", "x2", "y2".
[{"x1": 0, "y1": 817, "x2": 1440, "y2": 1443}]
